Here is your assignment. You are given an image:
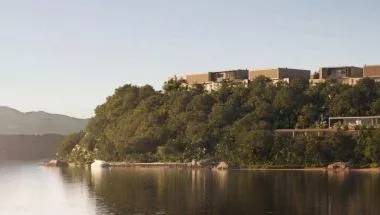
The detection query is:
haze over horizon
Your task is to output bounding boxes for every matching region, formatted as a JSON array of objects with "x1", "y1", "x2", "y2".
[{"x1": 1, "y1": 0, "x2": 380, "y2": 118}]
